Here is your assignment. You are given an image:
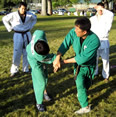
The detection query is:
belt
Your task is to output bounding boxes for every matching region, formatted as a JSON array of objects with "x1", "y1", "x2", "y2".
[
  {"x1": 13, "y1": 29, "x2": 30, "y2": 49},
  {"x1": 13, "y1": 29, "x2": 30, "y2": 34},
  {"x1": 74, "y1": 65, "x2": 93, "y2": 85}
]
